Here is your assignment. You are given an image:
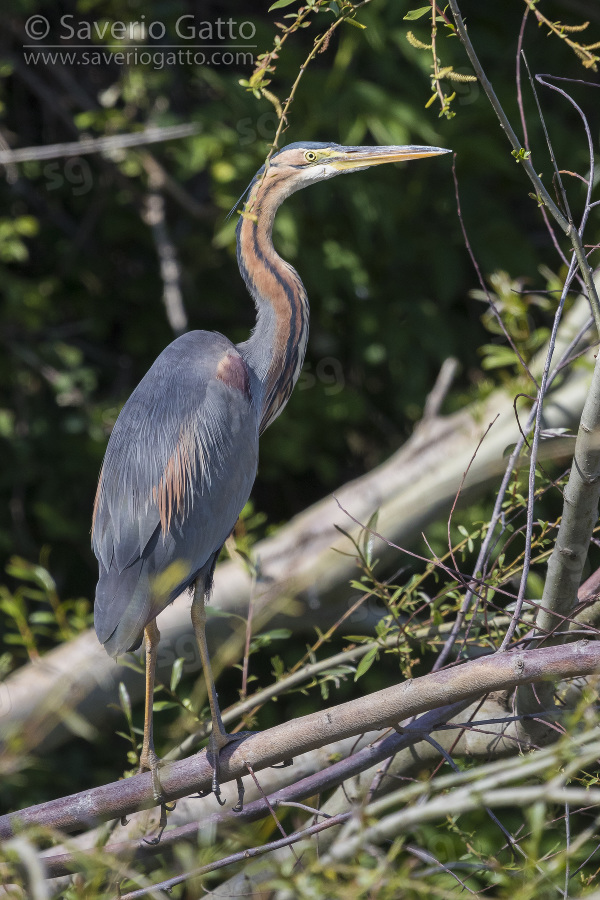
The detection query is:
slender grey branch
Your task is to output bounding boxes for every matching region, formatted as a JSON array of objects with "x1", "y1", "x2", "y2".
[
  {"x1": 535, "y1": 75, "x2": 596, "y2": 233},
  {"x1": 119, "y1": 811, "x2": 351, "y2": 899},
  {"x1": 500, "y1": 258, "x2": 577, "y2": 650},
  {"x1": 523, "y1": 54, "x2": 573, "y2": 227},
  {"x1": 446, "y1": 0, "x2": 600, "y2": 334},
  {"x1": 0, "y1": 124, "x2": 200, "y2": 165},
  {"x1": 326, "y1": 784, "x2": 600, "y2": 865}
]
